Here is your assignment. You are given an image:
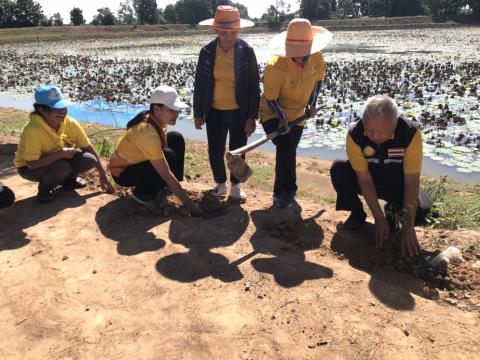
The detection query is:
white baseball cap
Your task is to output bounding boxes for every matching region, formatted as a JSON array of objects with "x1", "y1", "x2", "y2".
[{"x1": 150, "y1": 85, "x2": 189, "y2": 111}]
